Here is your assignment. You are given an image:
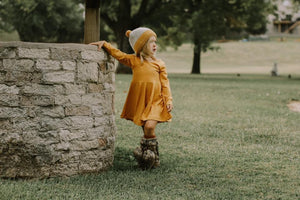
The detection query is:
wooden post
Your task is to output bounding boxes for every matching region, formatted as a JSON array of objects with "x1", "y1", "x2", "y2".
[{"x1": 84, "y1": 0, "x2": 100, "y2": 44}]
